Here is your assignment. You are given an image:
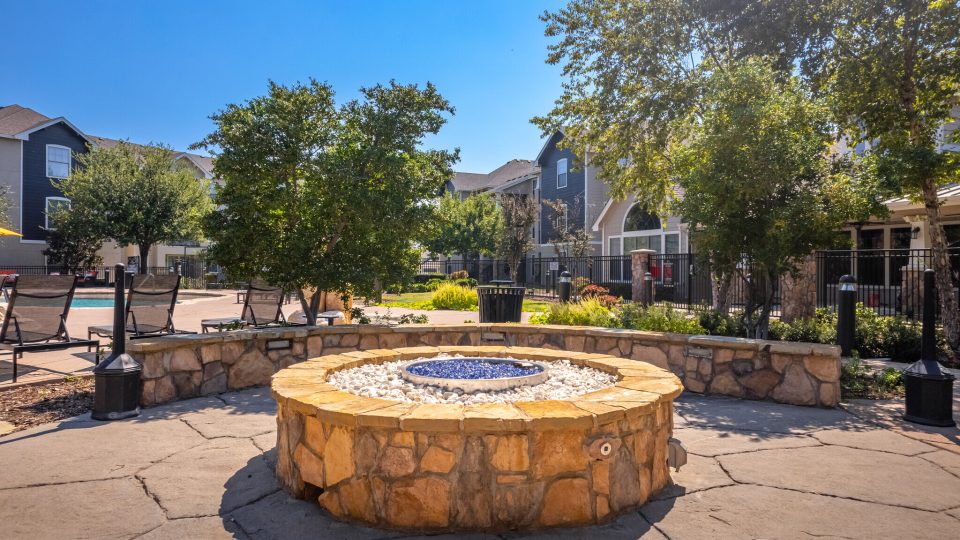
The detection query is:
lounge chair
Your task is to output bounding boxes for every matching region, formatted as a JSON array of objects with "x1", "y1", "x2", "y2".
[
  {"x1": 0, "y1": 275, "x2": 98, "y2": 382},
  {"x1": 87, "y1": 274, "x2": 193, "y2": 351},
  {"x1": 201, "y1": 280, "x2": 287, "y2": 333}
]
